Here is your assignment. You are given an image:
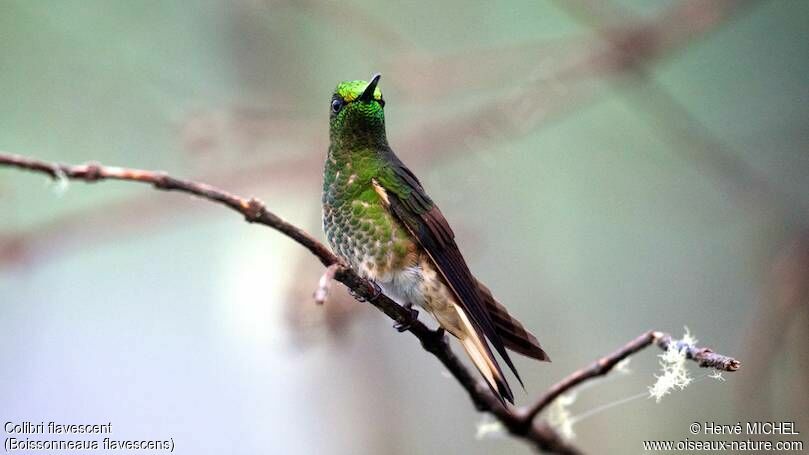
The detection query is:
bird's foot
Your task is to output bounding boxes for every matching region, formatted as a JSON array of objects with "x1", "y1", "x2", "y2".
[
  {"x1": 347, "y1": 287, "x2": 363, "y2": 302},
  {"x1": 393, "y1": 303, "x2": 419, "y2": 332},
  {"x1": 367, "y1": 281, "x2": 382, "y2": 302},
  {"x1": 348, "y1": 281, "x2": 382, "y2": 303}
]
